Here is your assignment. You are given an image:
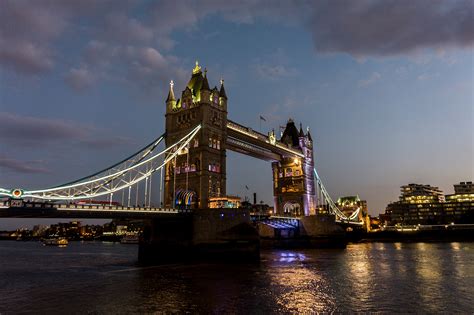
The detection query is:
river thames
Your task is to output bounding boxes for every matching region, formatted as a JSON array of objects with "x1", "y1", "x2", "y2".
[{"x1": 0, "y1": 241, "x2": 472, "y2": 313}]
